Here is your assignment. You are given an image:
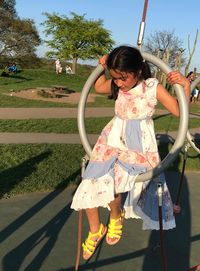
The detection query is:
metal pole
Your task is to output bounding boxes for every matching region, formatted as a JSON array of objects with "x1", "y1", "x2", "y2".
[
  {"x1": 75, "y1": 156, "x2": 88, "y2": 271},
  {"x1": 157, "y1": 183, "x2": 168, "y2": 271},
  {"x1": 173, "y1": 144, "x2": 188, "y2": 214},
  {"x1": 137, "y1": 0, "x2": 149, "y2": 48},
  {"x1": 142, "y1": 0, "x2": 149, "y2": 22}
]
